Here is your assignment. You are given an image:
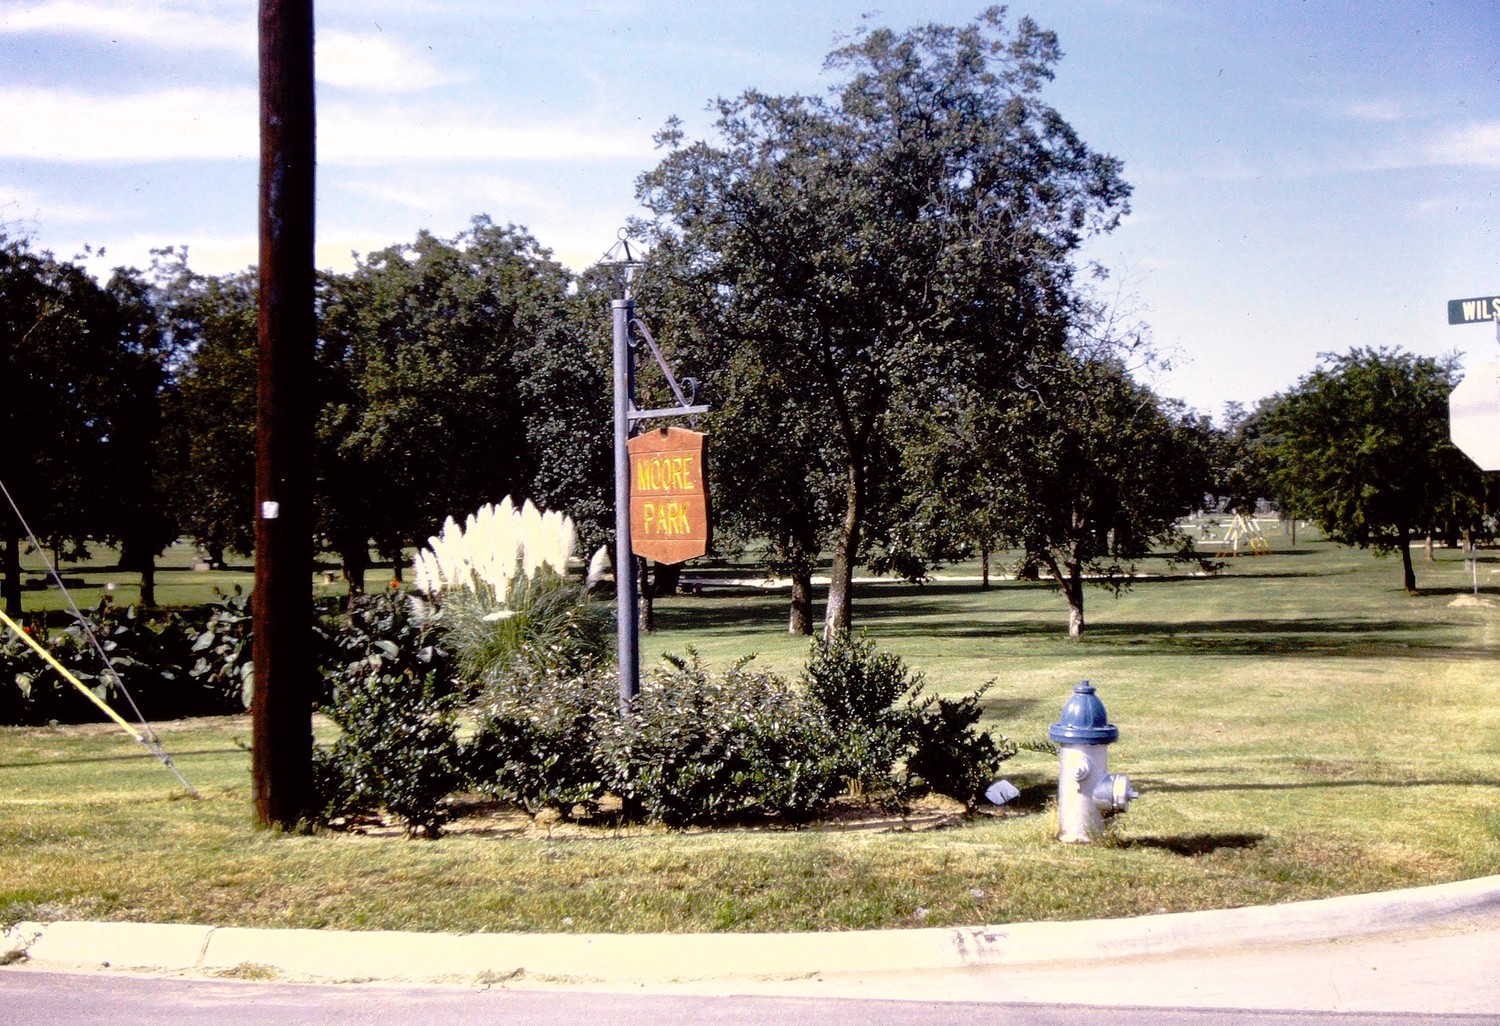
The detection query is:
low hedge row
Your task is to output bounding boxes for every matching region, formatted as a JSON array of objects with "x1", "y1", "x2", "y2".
[
  {"x1": 0, "y1": 590, "x2": 257, "y2": 726},
  {"x1": 313, "y1": 608, "x2": 1017, "y2": 835},
  {"x1": 2, "y1": 589, "x2": 1018, "y2": 833}
]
